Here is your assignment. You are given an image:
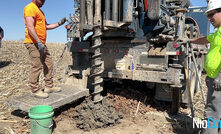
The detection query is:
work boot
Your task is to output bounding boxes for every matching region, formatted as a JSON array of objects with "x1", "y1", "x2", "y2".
[
  {"x1": 44, "y1": 86, "x2": 61, "y2": 93},
  {"x1": 32, "y1": 90, "x2": 49, "y2": 99}
]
